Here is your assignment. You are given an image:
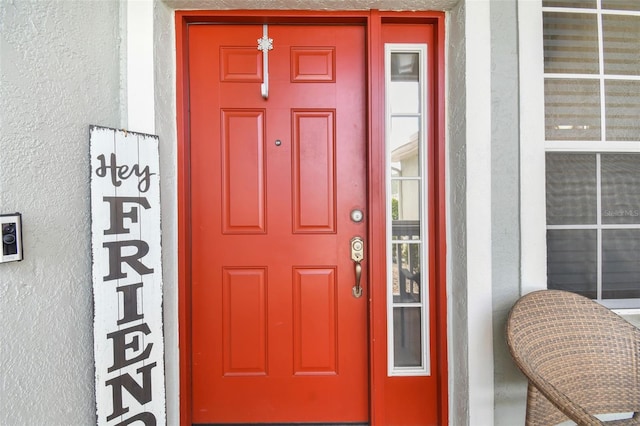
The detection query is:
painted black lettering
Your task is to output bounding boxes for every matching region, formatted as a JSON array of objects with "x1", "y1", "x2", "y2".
[
  {"x1": 106, "y1": 362, "x2": 156, "y2": 421},
  {"x1": 107, "y1": 323, "x2": 153, "y2": 372},
  {"x1": 95, "y1": 154, "x2": 108, "y2": 178},
  {"x1": 135, "y1": 164, "x2": 153, "y2": 193},
  {"x1": 96, "y1": 153, "x2": 123, "y2": 188},
  {"x1": 103, "y1": 240, "x2": 154, "y2": 281},
  {"x1": 117, "y1": 282, "x2": 144, "y2": 325},
  {"x1": 95, "y1": 153, "x2": 154, "y2": 193},
  {"x1": 103, "y1": 197, "x2": 151, "y2": 235},
  {"x1": 115, "y1": 412, "x2": 156, "y2": 426}
]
